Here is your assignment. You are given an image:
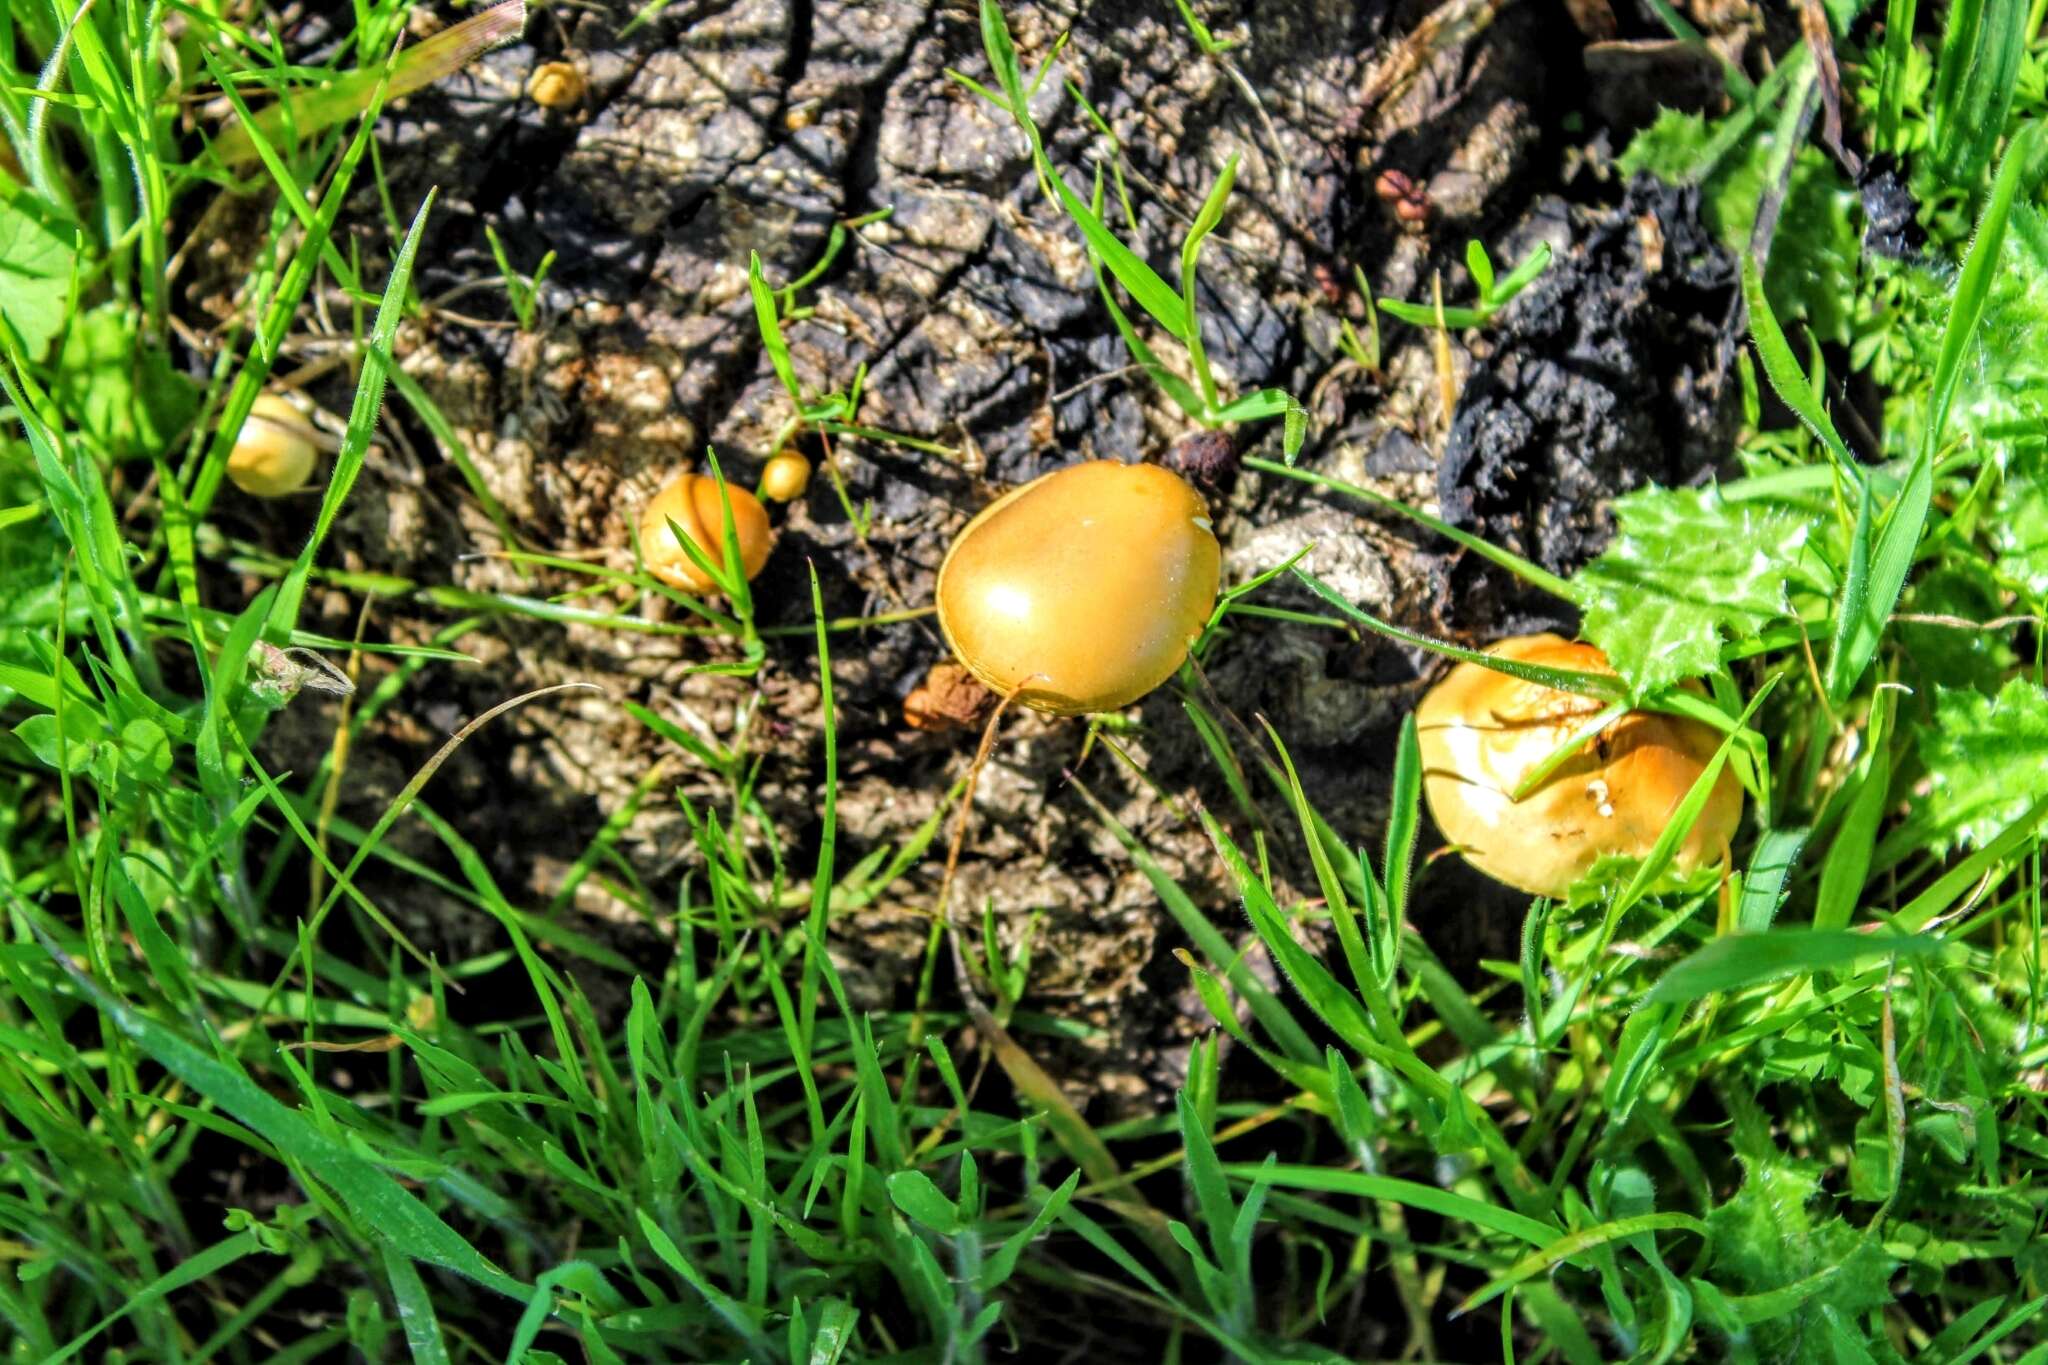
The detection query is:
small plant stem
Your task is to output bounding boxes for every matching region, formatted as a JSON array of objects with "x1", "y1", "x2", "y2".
[
  {"x1": 1242, "y1": 456, "x2": 1576, "y2": 601},
  {"x1": 757, "y1": 604, "x2": 936, "y2": 637},
  {"x1": 1431, "y1": 271, "x2": 1457, "y2": 432}
]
